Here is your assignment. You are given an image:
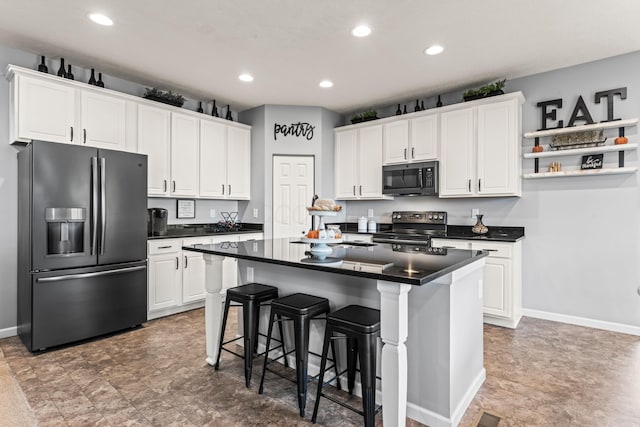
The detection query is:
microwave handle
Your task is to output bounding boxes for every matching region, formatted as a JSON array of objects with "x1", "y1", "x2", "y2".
[{"x1": 418, "y1": 168, "x2": 424, "y2": 188}]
